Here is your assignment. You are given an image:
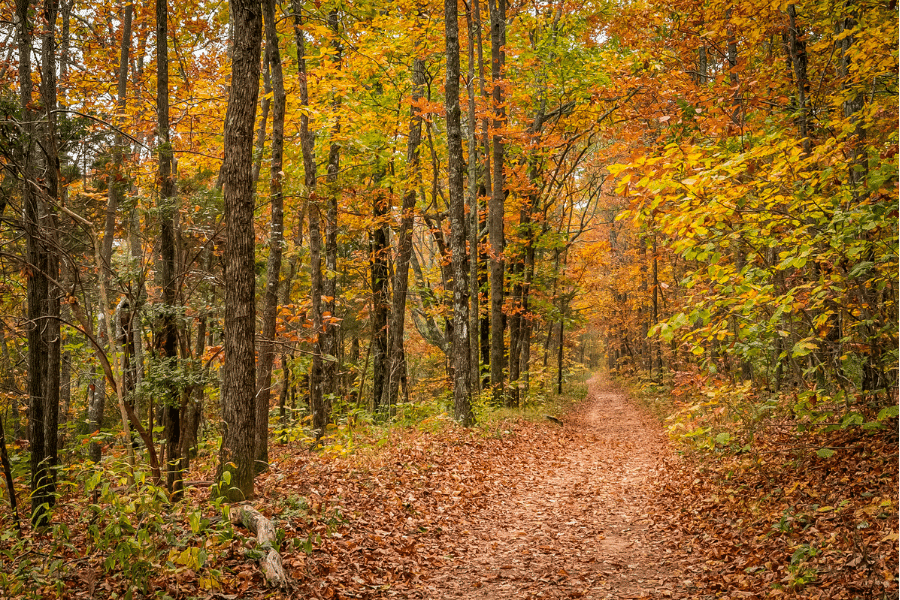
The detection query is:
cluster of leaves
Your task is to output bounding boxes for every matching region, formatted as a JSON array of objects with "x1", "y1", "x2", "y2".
[
  {"x1": 651, "y1": 421, "x2": 898, "y2": 597},
  {"x1": 619, "y1": 369, "x2": 899, "y2": 598},
  {"x1": 573, "y1": 0, "x2": 898, "y2": 411}
]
